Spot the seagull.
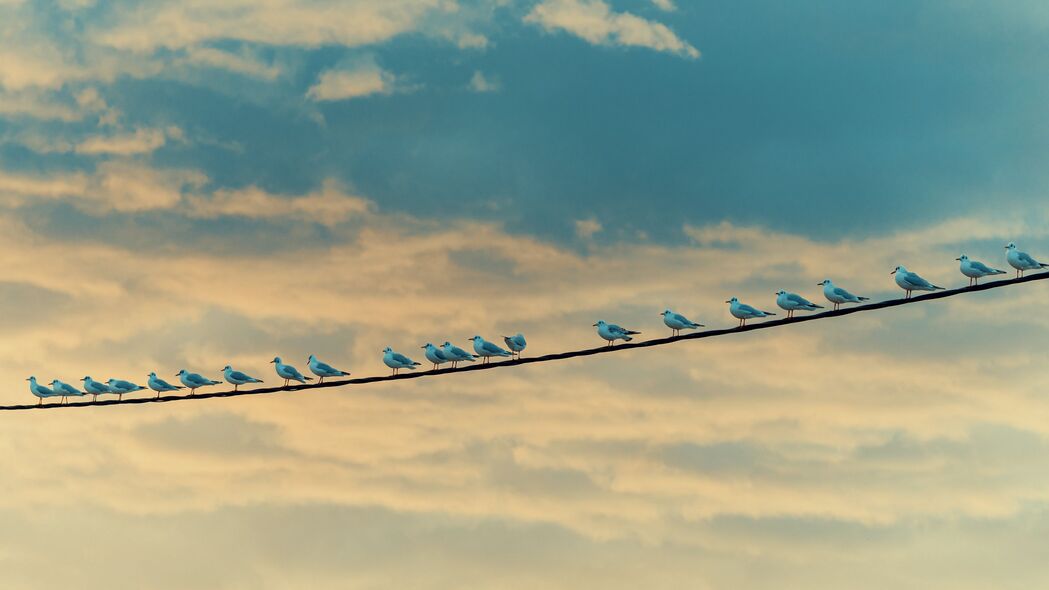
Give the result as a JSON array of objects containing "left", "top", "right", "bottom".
[
  {"left": 26, "top": 376, "right": 58, "bottom": 406},
  {"left": 383, "top": 347, "right": 421, "bottom": 375},
  {"left": 817, "top": 279, "right": 870, "bottom": 310},
  {"left": 270, "top": 357, "right": 313, "bottom": 387},
  {"left": 470, "top": 336, "right": 512, "bottom": 364},
  {"left": 726, "top": 297, "right": 776, "bottom": 327},
  {"left": 891, "top": 265, "right": 944, "bottom": 299},
  {"left": 502, "top": 333, "right": 527, "bottom": 359},
  {"left": 50, "top": 379, "right": 85, "bottom": 404},
  {"left": 222, "top": 365, "right": 263, "bottom": 391},
  {"left": 307, "top": 354, "right": 350, "bottom": 383},
  {"left": 147, "top": 372, "right": 184, "bottom": 398},
  {"left": 1005, "top": 242, "right": 1048, "bottom": 278},
  {"left": 422, "top": 343, "right": 451, "bottom": 370},
  {"left": 660, "top": 309, "right": 704, "bottom": 336},
  {"left": 775, "top": 291, "right": 824, "bottom": 319},
  {"left": 176, "top": 369, "right": 222, "bottom": 395},
  {"left": 80, "top": 376, "right": 113, "bottom": 402},
  {"left": 593, "top": 320, "right": 640, "bottom": 347},
  {"left": 106, "top": 378, "right": 146, "bottom": 401},
  {"left": 956, "top": 254, "right": 1006, "bottom": 286},
  {"left": 441, "top": 341, "right": 477, "bottom": 368}
]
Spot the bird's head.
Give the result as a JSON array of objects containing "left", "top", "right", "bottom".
[
  {"left": 270, "top": 357, "right": 281, "bottom": 364},
  {"left": 817, "top": 279, "right": 830, "bottom": 286},
  {"left": 1006, "top": 242, "right": 1017, "bottom": 250},
  {"left": 469, "top": 336, "right": 481, "bottom": 342},
  {"left": 442, "top": 341, "right": 452, "bottom": 347},
  {"left": 149, "top": 372, "right": 157, "bottom": 377},
  {"left": 421, "top": 343, "right": 432, "bottom": 349},
  {"left": 383, "top": 347, "right": 392, "bottom": 353},
  {"left": 48, "top": 380, "right": 57, "bottom": 386},
  {"left": 725, "top": 297, "right": 738, "bottom": 304},
  {"left": 308, "top": 354, "right": 316, "bottom": 360},
  {"left": 176, "top": 369, "right": 185, "bottom": 376},
  {"left": 80, "top": 376, "right": 89, "bottom": 382},
  {"left": 956, "top": 254, "right": 968, "bottom": 261},
  {"left": 592, "top": 320, "right": 604, "bottom": 327},
  {"left": 25, "top": 376, "right": 34, "bottom": 382},
  {"left": 890, "top": 266, "right": 903, "bottom": 275},
  {"left": 775, "top": 290, "right": 786, "bottom": 296},
  {"left": 660, "top": 309, "right": 671, "bottom": 316},
  {"left": 222, "top": 365, "right": 232, "bottom": 371}
]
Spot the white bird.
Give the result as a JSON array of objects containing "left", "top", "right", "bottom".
[
  {"left": 817, "top": 279, "right": 869, "bottom": 310},
  {"left": 891, "top": 265, "right": 944, "bottom": 299},
  {"left": 26, "top": 376, "right": 58, "bottom": 406},
  {"left": 222, "top": 365, "right": 263, "bottom": 391},
  {"left": 422, "top": 343, "right": 451, "bottom": 370},
  {"left": 470, "top": 336, "right": 512, "bottom": 364},
  {"left": 80, "top": 376, "right": 113, "bottom": 402},
  {"left": 176, "top": 369, "right": 222, "bottom": 395},
  {"left": 147, "top": 371, "right": 183, "bottom": 398},
  {"left": 1005, "top": 242, "right": 1048, "bottom": 278},
  {"left": 660, "top": 309, "right": 703, "bottom": 337},
  {"left": 956, "top": 254, "right": 1006, "bottom": 286},
  {"left": 50, "top": 379, "right": 85, "bottom": 405},
  {"left": 383, "top": 347, "right": 421, "bottom": 375},
  {"left": 775, "top": 291, "right": 824, "bottom": 319},
  {"left": 307, "top": 354, "right": 351, "bottom": 383},
  {"left": 593, "top": 320, "right": 640, "bottom": 347},
  {"left": 502, "top": 333, "right": 527, "bottom": 359},
  {"left": 441, "top": 341, "right": 476, "bottom": 368},
  {"left": 270, "top": 357, "right": 313, "bottom": 387},
  {"left": 726, "top": 297, "right": 776, "bottom": 327},
  {"left": 106, "top": 379, "right": 146, "bottom": 401}
]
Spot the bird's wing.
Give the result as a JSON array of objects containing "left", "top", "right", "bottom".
[
  {"left": 392, "top": 353, "right": 413, "bottom": 364},
  {"left": 230, "top": 371, "right": 254, "bottom": 381},
  {"left": 316, "top": 361, "right": 338, "bottom": 373},
  {"left": 1019, "top": 252, "right": 1039, "bottom": 266},
  {"left": 787, "top": 293, "right": 812, "bottom": 305},
  {"left": 737, "top": 303, "right": 761, "bottom": 314},
  {"left": 481, "top": 341, "right": 506, "bottom": 354},
  {"left": 970, "top": 261, "right": 994, "bottom": 273},
  {"left": 903, "top": 273, "right": 932, "bottom": 288},
  {"left": 832, "top": 287, "right": 854, "bottom": 299},
  {"left": 671, "top": 313, "right": 690, "bottom": 324}
]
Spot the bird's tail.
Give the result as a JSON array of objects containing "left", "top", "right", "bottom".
[
  {"left": 305, "top": 376, "right": 315, "bottom": 380},
  {"left": 626, "top": 330, "right": 641, "bottom": 335},
  {"left": 766, "top": 312, "right": 777, "bottom": 315},
  {"left": 994, "top": 269, "right": 1006, "bottom": 274},
  {"left": 1041, "top": 263, "right": 1049, "bottom": 268},
  {"left": 933, "top": 285, "right": 945, "bottom": 290},
  {"left": 812, "top": 304, "right": 825, "bottom": 308},
  {"left": 340, "top": 371, "right": 350, "bottom": 376},
  {"left": 858, "top": 296, "right": 870, "bottom": 301}
]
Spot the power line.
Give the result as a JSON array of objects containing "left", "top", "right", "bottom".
[{"left": 5, "top": 271, "right": 1047, "bottom": 412}]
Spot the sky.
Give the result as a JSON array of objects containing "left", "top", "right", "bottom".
[{"left": 2, "top": 0, "right": 1049, "bottom": 587}]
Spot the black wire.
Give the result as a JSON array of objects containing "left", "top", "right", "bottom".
[{"left": 5, "top": 271, "right": 1047, "bottom": 412}]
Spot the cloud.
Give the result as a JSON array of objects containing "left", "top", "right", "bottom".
[
  {"left": 75, "top": 127, "right": 176, "bottom": 156},
  {"left": 574, "top": 217, "right": 602, "bottom": 239},
  {"left": 92, "top": 0, "right": 457, "bottom": 53},
  {"left": 469, "top": 70, "right": 500, "bottom": 93},
  {"left": 307, "top": 63, "right": 396, "bottom": 101},
  {"left": 525, "top": 0, "right": 699, "bottom": 58},
  {"left": 650, "top": 0, "right": 676, "bottom": 11},
  {"left": 183, "top": 47, "right": 281, "bottom": 80},
  {"left": 186, "top": 179, "right": 373, "bottom": 226},
  {"left": 0, "top": 161, "right": 205, "bottom": 212}
]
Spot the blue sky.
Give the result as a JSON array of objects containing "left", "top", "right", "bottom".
[{"left": 3, "top": 1, "right": 1049, "bottom": 588}]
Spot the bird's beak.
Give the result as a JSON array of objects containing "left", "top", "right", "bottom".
[
  {"left": 955, "top": 257, "right": 961, "bottom": 261},
  {"left": 591, "top": 323, "right": 597, "bottom": 326},
  {"left": 724, "top": 300, "right": 731, "bottom": 303},
  {"left": 890, "top": 269, "right": 896, "bottom": 274},
  {"left": 269, "top": 359, "right": 275, "bottom": 363}
]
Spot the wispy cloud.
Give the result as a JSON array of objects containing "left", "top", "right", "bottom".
[
  {"left": 307, "top": 62, "right": 398, "bottom": 101},
  {"left": 525, "top": 0, "right": 699, "bottom": 58},
  {"left": 469, "top": 70, "right": 500, "bottom": 93}
]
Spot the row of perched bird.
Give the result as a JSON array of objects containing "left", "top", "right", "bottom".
[{"left": 23, "top": 243, "right": 1047, "bottom": 405}]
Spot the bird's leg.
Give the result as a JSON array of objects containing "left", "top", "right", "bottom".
[
  {"left": 92, "top": 394, "right": 97, "bottom": 402},
  {"left": 234, "top": 384, "right": 239, "bottom": 391},
  {"left": 118, "top": 394, "right": 123, "bottom": 401},
  {"left": 37, "top": 398, "right": 41, "bottom": 406}
]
